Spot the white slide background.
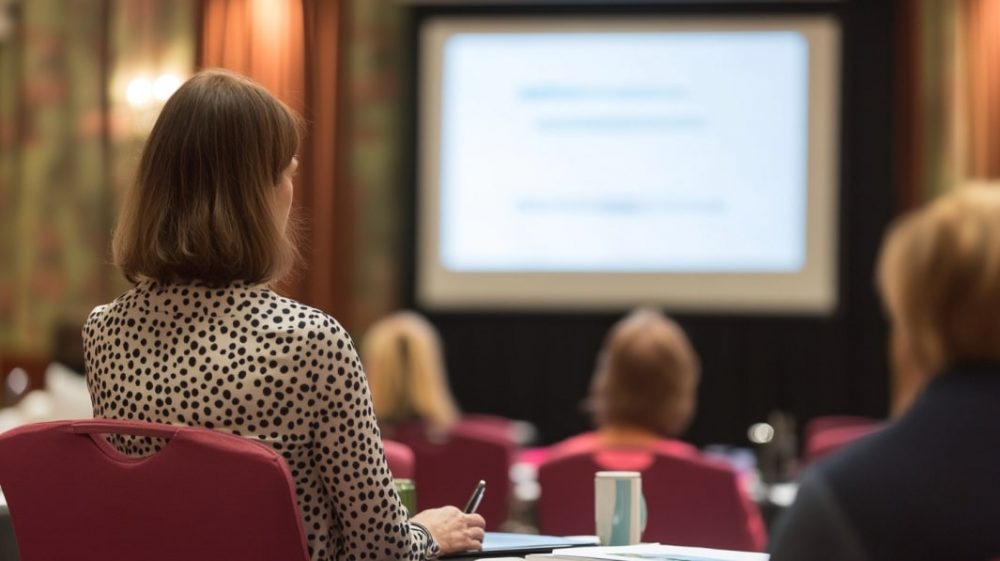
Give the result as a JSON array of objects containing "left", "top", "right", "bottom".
[{"left": 439, "top": 32, "right": 809, "bottom": 272}]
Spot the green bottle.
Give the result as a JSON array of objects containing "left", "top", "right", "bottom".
[{"left": 394, "top": 478, "right": 417, "bottom": 517}]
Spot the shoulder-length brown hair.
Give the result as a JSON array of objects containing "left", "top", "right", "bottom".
[{"left": 113, "top": 69, "right": 302, "bottom": 286}]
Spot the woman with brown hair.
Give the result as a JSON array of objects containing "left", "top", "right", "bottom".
[{"left": 83, "top": 70, "right": 484, "bottom": 560}]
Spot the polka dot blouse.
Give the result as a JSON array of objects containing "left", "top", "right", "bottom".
[{"left": 83, "top": 280, "right": 437, "bottom": 561}]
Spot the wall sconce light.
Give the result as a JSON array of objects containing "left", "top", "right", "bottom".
[
  {"left": 152, "top": 74, "right": 182, "bottom": 103},
  {"left": 126, "top": 73, "right": 182, "bottom": 109},
  {"left": 125, "top": 77, "right": 152, "bottom": 108},
  {"left": 123, "top": 72, "right": 185, "bottom": 135}
]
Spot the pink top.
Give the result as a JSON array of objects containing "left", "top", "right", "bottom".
[{"left": 520, "top": 430, "right": 702, "bottom": 469}]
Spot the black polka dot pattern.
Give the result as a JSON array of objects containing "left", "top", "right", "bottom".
[{"left": 83, "top": 280, "right": 436, "bottom": 561}]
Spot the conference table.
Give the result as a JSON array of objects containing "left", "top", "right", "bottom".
[{"left": 0, "top": 482, "right": 798, "bottom": 561}]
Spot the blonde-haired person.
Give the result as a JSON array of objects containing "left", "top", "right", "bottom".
[
  {"left": 770, "top": 186, "right": 1000, "bottom": 561},
  {"left": 361, "top": 311, "right": 460, "bottom": 432},
  {"left": 83, "top": 70, "right": 484, "bottom": 561},
  {"left": 361, "top": 311, "right": 461, "bottom": 433},
  {"left": 362, "top": 311, "right": 538, "bottom": 453}
]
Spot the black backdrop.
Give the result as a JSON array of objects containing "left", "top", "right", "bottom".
[{"left": 401, "top": 0, "right": 896, "bottom": 447}]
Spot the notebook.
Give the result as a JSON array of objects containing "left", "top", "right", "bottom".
[{"left": 441, "top": 532, "right": 600, "bottom": 559}]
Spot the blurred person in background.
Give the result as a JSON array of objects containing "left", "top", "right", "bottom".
[
  {"left": 362, "top": 311, "right": 461, "bottom": 435},
  {"left": 540, "top": 307, "right": 766, "bottom": 549},
  {"left": 550, "top": 307, "right": 701, "bottom": 455},
  {"left": 770, "top": 186, "right": 1000, "bottom": 561},
  {"left": 362, "top": 310, "right": 536, "bottom": 445}
]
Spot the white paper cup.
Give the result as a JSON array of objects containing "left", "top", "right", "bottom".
[{"left": 595, "top": 471, "right": 644, "bottom": 545}]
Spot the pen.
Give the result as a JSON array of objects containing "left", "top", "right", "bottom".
[{"left": 463, "top": 480, "right": 486, "bottom": 514}]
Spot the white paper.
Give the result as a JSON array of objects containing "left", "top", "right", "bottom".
[{"left": 527, "top": 543, "right": 769, "bottom": 561}]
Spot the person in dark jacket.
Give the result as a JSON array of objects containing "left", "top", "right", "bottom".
[{"left": 770, "top": 186, "right": 1000, "bottom": 561}]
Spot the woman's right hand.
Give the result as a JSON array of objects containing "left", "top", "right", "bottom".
[{"left": 411, "top": 505, "right": 486, "bottom": 554}]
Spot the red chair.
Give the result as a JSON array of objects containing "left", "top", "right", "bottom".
[
  {"left": 803, "top": 415, "right": 880, "bottom": 445},
  {"left": 0, "top": 419, "right": 309, "bottom": 561},
  {"left": 386, "top": 420, "right": 514, "bottom": 530},
  {"left": 803, "top": 422, "right": 884, "bottom": 465},
  {"left": 538, "top": 447, "right": 767, "bottom": 551},
  {"left": 383, "top": 438, "right": 416, "bottom": 479},
  {"left": 460, "top": 414, "right": 519, "bottom": 442}
]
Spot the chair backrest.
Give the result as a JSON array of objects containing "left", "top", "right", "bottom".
[
  {"left": 803, "top": 415, "right": 880, "bottom": 445},
  {"left": 538, "top": 448, "right": 766, "bottom": 551},
  {"left": 803, "top": 422, "right": 884, "bottom": 465},
  {"left": 383, "top": 438, "right": 416, "bottom": 479},
  {"left": 388, "top": 420, "right": 513, "bottom": 530},
  {"left": 458, "top": 414, "right": 517, "bottom": 443},
  {"left": 0, "top": 419, "right": 309, "bottom": 561}
]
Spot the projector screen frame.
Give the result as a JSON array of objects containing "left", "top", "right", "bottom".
[{"left": 415, "top": 14, "right": 842, "bottom": 314}]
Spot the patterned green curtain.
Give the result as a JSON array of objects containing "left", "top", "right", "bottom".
[
  {"left": 345, "top": 0, "right": 407, "bottom": 330},
  {"left": 0, "top": 3, "right": 21, "bottom": 350},
  {"left": 0, "top": 0, "right": 111, "bottom": 356},
  {"left": 0, "top": 0, "right": 195, "bottom": 358}
]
